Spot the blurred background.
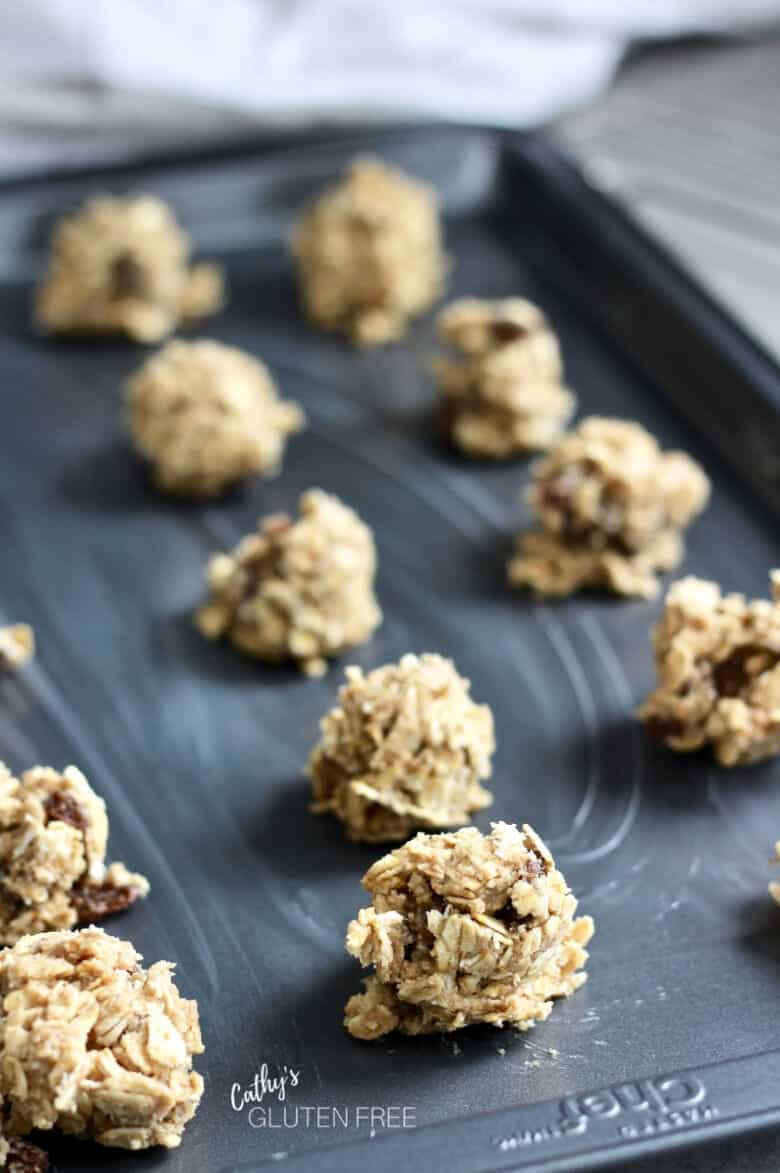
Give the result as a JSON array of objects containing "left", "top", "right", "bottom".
[{"left": 1, "top": 0, "right": 779, "bottom": 361}]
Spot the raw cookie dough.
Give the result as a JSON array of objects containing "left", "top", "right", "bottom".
[
  {"left": 34, "top": 194, "right": 223, "bottom": 342},
  {"left": 125, "top": 339, "right": 304, "bottom": 498},
  {"left": 196, "top": 489, "right": 381, "bottom": 676},
  {"left": 0, "top": 928, "right": 203, "bottom": 1151},
  {"left": 508, "top": 417, "right": 710, "bottom": 598},
  {"left": 638, "top": 572, "right": 780, "bottom": 766},
  {"left": 344, "top": 821, "right": 593, "bottom": 1039},
  {"left": 0, "top": 762, "right": 149, "bottom": 944},
  {"left": 291, "top": 157, "right": 447, "bottom": 346},
  {"left": 433, "top": 298, "right": 575, "bottom": 457},
  {"left": 309, "top": 653, "right": 494, "bottom": 842},
  {"left": 0, "top": 627, "right": 34, "bottom": 674}
]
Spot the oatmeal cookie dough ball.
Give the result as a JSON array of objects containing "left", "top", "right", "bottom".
[
  {"left": 433, "top": 298, "right": 575, "bottom": 457},
  {"left": 0, "top": 928, "right": 203, "bottom": 1151},
  {"left": 0, "top": 626, "right": 34, "bottom": 674},
  {"left": 344, "top": 822, "right": 593, "bottom": 1040},
  {"left": 508, "top": 417, "right": 710, "bottom": 598},
  {"left": 638, "top": 572, "right": 780, "bottom": 766},
  {"left": 309, "top": 653, "right": 494, "bottom": 842},
  {"left": 291, "top": 157, "right": 447, "bottom": 346},
  {"left": 196, "top": 490, "right": 381, "bottom": 676},
  {"left": 34, "top": 195, "right": 223, "bottom": 342},
  {"left": 0, "top": 762, "right": 149, "bottom": 944},
  {"left": 125, "top": 339, "right": 304, "bottom": 498}
]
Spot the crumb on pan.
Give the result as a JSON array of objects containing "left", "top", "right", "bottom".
[{"left": 0, "top": 626, "right": 34, "bottom": 674}]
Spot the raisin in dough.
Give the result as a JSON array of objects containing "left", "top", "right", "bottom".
[{"left": 0, "top": 1129, "right": 48, "bottom": 1172}]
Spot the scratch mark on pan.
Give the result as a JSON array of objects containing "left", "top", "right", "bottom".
[
  {"left": 201, "top": 889, "right": 274, "bottom": 1008},
  {"left": 579, "top": 615, "right": 631, "bottom": 708},
  {"left": 535, "top": 605, "right": 601, "bottom": 847},
  {"left": 0, "top": 716, "right": 38, "bottom": 767},
  {"left": 421, "top": 460, "right": 516, "bottom": 535},
  {"left": 305, "top": 415, "right": 479, "bottom": 543},
  {"left": 274, "top": 362, "right": 509, "bottom": 541},
  {"left": 653, "top": 898, "right": 683, "bottom": 923},
  {"left": 309, "top": 1060, "right": 323, "bottom": 1093},
  {"left": 563, "top": 616, "right": 642, "bottom": 864},
  {"left": 706, "top": 775, "right": 766, "bottom": 865},
  {"left": 197, "top": 507, "right": 247, "bottom": 551},
  {"left": 17, "top": 668, "right": 221, "bottom": 995}
]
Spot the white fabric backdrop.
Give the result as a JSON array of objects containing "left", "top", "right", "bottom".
[{"left": 0, "top": 0, "right": 778, "bottom": 175}]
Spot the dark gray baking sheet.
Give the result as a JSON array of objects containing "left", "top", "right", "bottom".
[{"left": 0, "top": 127, "right": 779, "bottom": 1173}]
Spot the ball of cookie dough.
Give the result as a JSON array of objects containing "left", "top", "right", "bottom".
[
  {"left": 291, "top": 157, "right": 447, "bottom": 346},
  {"left": 508, "top": 417, "right": 710, "bottom": 598},
  {"left": 638, "top": 571, "right": 780, "bottom": 766},
  {"left": 196, "top": 489, "right": 381, "bottom": 676},
  {"left": 0, "top": 927, "right": 203, "bottom": 1151},
  {"left": 34, "top": 194, "right": 223, "bottom": 342},
  {"left": 0, "top": 625, "right": 34, "bottom": 674},
  {"left": 309, "top": 653, "right": 494, "bottom": 842},
  {"left": 433, "top": 297, "right": 575, "bottom": 457},
  {"left": 125, "top": 339, "right": 305, "bottom": 498},
  {"left": 0, "top": 762, "right": 149, "bottom": 944},
  {"left": 344, "top": 821, "right": 593, "bottom": 1040}
]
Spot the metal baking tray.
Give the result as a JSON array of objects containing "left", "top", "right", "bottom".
[{"left": 1, "top": 126, "right": 779, "bottom": 1173}]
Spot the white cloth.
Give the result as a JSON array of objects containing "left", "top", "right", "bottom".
[{"left": 0, "top": 0, "right": 778, "bottom": 176}]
